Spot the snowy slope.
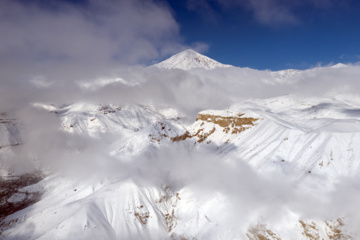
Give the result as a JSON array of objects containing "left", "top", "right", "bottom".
[
  {"left": 2, "top": 49, "right": 360, "bottom": 240},
  {"left": 34, "top": 102, "right": 188, "bottom": 160},
  {"left": 0, "top": 176, "right": 181, "bottom": 240},
  {"left": 1, "top": 96, "right": 360, "bottom": 239},
  {"left": 169, "top": 95, "right": 360, "bottom": 183},
  {"left": 153, "top": 49, "right": 232, "bottom": 70}
]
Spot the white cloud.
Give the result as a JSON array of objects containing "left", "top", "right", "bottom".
[
  {"left": 29, "top": 76, "right": 53, "bottom": 88},
  {"left": 0, "top": 0, "right": 181, "bottom": 64},
  {"left": 0, "top": 0, "right": 203, "bottom": 90}
]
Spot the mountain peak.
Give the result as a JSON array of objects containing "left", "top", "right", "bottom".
[
  {"left": 182, "top": 49, "right": 197, "bottom": 54},
  {"left": 153, "top": 49, "right": 232, "bottom": 70},
  {"left": 331, "top": 63, "right": 348, "bottom": 69}
]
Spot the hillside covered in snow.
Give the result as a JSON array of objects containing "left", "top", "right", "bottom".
[{"left": 1, "top": 50, "right": 360, "bottom": 240}]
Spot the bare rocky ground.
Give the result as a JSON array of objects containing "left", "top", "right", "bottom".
[{"left": 0, "top": 171, "right": 43, "bottom": 235}]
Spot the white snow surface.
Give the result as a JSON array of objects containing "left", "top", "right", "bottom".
[
  {"left": 1, "top": 95, "right": 360, "bottom": 239},
  {"left": 153, "top": 49, "right": 232, "bottom": 70}
]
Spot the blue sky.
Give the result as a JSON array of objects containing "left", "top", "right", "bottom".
[{"left": 166, "top": 0, "right": 360, "bottom": 70}]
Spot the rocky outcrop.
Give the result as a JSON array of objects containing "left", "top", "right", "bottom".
[{"left": 171, "top": 111, "right": 259, "bottom": 144}]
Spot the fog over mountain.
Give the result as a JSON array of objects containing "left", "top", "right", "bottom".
[
  {"left": 1, "top": 1, "right": 360, "bottom": 239},
  {"left": 1, "top": 47, "right": 360, "bottom": 239}
]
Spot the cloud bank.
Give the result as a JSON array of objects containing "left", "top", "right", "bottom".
[{"left": 0, "top": 0, "right": 198, "bottom": 92}]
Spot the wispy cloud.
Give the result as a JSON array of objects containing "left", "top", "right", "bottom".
[
  {"left": 187, "top": 0, "right": 347, "bottom": 26},
  {"left": 186, "top": 0, "right": 220, "bottom": 23}
]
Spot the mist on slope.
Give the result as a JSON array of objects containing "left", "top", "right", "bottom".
[
  {"left": 2, "top": 62, "right": 360, "bottom": 173},
  {"left": 1, "top": 0, "right": 360, "bottom": 238},
  {"left": 2, "top": 48, "right": 360, "bottom": 236},
  {"left": 2, "top": 44, "right": 360, "bottom": 230},
  {"left": 108, "top": 146, "right": 360, "bottom": 237}
]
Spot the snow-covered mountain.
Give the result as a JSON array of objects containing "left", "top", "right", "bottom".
[
  {"left": 1, "top": 94, "right": 360, "bottom": 239},
  {"left": 153, "top": 49, "right": 232, "bottom": 70},
  {"left": 1, "top": 50, "right": 360, "bottom": 240}
]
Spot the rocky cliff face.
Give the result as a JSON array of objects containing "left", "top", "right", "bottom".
[{"left": 171, "top": 111, "right": 260, "bottom": 144}]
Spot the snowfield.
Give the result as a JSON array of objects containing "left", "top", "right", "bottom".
[{"left": 1, "top": 50, "right": 360, "bottom": 240}]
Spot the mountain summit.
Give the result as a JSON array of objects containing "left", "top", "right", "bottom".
[{"left": 153, "top": 49, "right": 232, "bottom": 70}]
